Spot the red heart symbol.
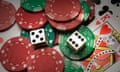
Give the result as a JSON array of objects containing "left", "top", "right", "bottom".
[{"left": 100, "top": 24, "right": 112, "bottom": 35}]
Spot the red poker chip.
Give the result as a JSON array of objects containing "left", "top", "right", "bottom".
[
  {"left": 45, "top": 0, "right": 80, "bottom": 21},
  {"left": 0, "top": 37, "right": 34, "bottom": 71},
  {"left": 48, "top": 10, "right": 84, "bottom": 31},
  {"left": 16, "top": 8, "right": 47, "bottom": 30},
  {"left": 0, "top": 0, "right": 16, "bottom": 31},
  {"left": 27, "top": 48, "right": 64, "bottom": 72},
  {"left": 54, "top": 32, "right": 60, "bottom": 45},
  {"left": 87, "top": 0, "right": 95, "bottom": 22},
  {"left": 10, "top": 69, "right": 27, "bottom": 72}
]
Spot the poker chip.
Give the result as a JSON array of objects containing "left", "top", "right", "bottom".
[
  {"left": 0, "top": 37, "right": 34, "bottom": 71},
  {"left": 10, "top": 69, "right": 27, "bottom": 72},
  {"left": 44, "top": 24, "right": 55, "bottom": 47},
  {"left": 16, "top": 8, "right": 47, "bottom": 30},
  {"left": 21, "top": 0, "right": 46, "bottom": 12},
  {"left": 48, "top": 10, "right": 84, "bottom": 31},
  {"left": 64, "top": 59, "right": 83, "bottom": 72},
  {"left": 45, "top": 0, "right": 81, "bottom": 21},
  {"left": 27, "top": 48, "right": 64, "bottom": 72},
  {"left": 59, "top": 25, "right": 95, "bottom": 60},
  {"left": 80, "top": 0, "right": 90, "bottom": 22},
  {"left": 0, "top": 0, "right": 16, "bottom": 31},
  {"left": 87, "top": 0, "right": 95, "bottom": 22}
]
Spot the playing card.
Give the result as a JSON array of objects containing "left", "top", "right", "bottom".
[
  {"left": 93, "top": 17, "right": 120, "bottom": 36},
  {"left": 107, "top": 17, "right": 120, "bottom": 33},
  {"left": 94, "top": 0, "right": 112, "bottom": 19},
  {"left": 105, "top": 61, "right": 120, "bottom": 72},
  {"left": 94, "top": 22, "right": 113, "bottom": 36},
  {"left": 93, "top": 0, "right": 120, "bottom": 21},
  {"left": 107, "top": 0, "right": 120, "bottom": 22},
  {"left": 93, "top": 20, "right": 120, "bottom": 56},
  {"left": 102, "top": 35, "right": 120, "bottom": 50},
  {"left": 87, "top": 12, "right": 112, "bottom": 32},
  {"left": 82, "top": 47, "right": 119, "bottom": 72}
]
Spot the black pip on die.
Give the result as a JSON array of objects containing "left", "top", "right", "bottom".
[
  {"left": 67, "top": 31, "right": 86, "bottom": 52},
  {"left": 30, "top": 28, "right": 47, "bottom": 46}
]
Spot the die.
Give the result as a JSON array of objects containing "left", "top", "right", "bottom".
[
  {"left": 30, "top": 28, "right": 47, "bottom": 46},
  {"left": 67, "top": 31, "right": 86, "bottom": 52}
]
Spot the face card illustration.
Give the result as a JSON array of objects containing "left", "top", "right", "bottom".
[{"left": 94, "top": 20, "right": 120, "bottom": 56}]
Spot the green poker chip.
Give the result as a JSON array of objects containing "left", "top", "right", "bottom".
[
  {"left": 44, "top": 24, "right": 55, "bottom": 47},
  {"left": 80, "top": 0, "right": 90, "bottom": 22},
  {"left": 20, "top": 30, "right": 30, "bottom": 39},
  {"left": 59, "top": 25, "right": 95, "bottom": 60},
  {"left": 64, "top": 59, "right": 83, "bottom": 72},
  {"left": 21, "top": 0, "right": 46, "bottom": 12}
]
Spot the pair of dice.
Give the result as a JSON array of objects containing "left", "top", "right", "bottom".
[{"left": 30, "top": 28, "right": 86, "bottom": 52}]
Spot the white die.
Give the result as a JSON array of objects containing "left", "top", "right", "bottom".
[
  {"left": 67, "top": 31, "right": 86, "bottom": 51},
  {"left": 30, "top": 28, "right": 47, "bottom": 45}
]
